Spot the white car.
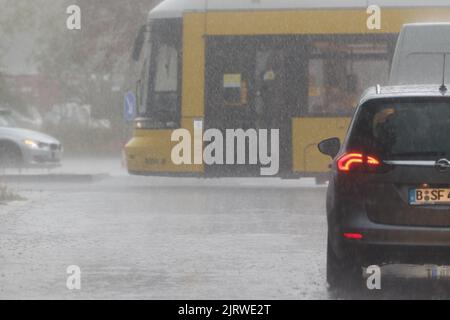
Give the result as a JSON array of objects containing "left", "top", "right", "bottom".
[{"left": 0, "top": 109, "right": 62, "bottom": 168}]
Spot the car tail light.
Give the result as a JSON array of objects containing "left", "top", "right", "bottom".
[
  {"left": 337, "top": 153, "right": 363, "bottom": 171},
  {"left": 367, "top": 156, "right": 380, "bottom": 166},
  {"left": 343, "top": 233, "right": 363, "bottom": 240},
  {"left": 337, "top": 152, "right": 381, "bottom": 172}
]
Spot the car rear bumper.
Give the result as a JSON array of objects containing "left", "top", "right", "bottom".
[
  {"left": 339, "top": 241, "right": 450, "bottom": 266},
  {"left": 334, "top": 210, "right": 450, "bottom": 265}
]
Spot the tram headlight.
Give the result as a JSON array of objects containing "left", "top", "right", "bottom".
[
  {"left": 134, "top": 118, "right": 155, "bottom": 129},
  {"left": 134, "top": 118, "right": 178, "bottom": 129},
  {"left": 134, "top": 119, "right": 145, "bottom": 129}
]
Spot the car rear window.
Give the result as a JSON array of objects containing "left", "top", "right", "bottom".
[{"left": 347, "top": 98, "right": 450, "bottom": 159}]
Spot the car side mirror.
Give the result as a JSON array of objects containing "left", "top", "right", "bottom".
[{"left": 318, "top": 137, "right": 341, "bottom": 159}]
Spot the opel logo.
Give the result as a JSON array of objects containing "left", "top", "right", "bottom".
[{"left": 436, "top": 159, "right": 450, "bottom": 172}]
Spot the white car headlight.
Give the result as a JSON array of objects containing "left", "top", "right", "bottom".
[{"left": 24, "top": 139, "right": 40, "bottom": 149}]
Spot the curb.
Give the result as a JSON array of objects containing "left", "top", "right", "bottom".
[{"left": 0, "top": 173, "right": 110, "bottom": 183}]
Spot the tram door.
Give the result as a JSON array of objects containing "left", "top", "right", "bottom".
[{"left": 205, "top": 37, "right": 307, "bottom": 177}]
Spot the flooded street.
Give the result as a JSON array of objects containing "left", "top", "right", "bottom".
[
  {"left": 0, "top": 158, "right": 328, "bottom": 299},
  {"left": 0, "top": 158, "right": 449, "bottom": 300}
]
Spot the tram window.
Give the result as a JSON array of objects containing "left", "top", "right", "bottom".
[
  {"left": 223, "top": 73, "right": 248, "bottom": 106},
  {"left": 254, "top": 49, "right": 286, "bottom": 118},
  {"left": 207, "top": 36, "right": 393, "bottom": 119},
  {"left": 154, "top": 44, "right": 178, "bottom": 92},
  {"left": 141, "top": 19, "right": 182, "bottom": 126},
  {"left": 307, "top": 41, "right": 390, "bottom": 116},
  {"left": 138, "top": 58, "right": 149, "bottom": 115}
]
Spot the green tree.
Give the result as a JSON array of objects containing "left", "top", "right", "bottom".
[
  {"left": 0, "top": 1, "right": 48, "bottom": 110},
  {"left": 34, "top": 0, "right": 159, "bottom": 106}
]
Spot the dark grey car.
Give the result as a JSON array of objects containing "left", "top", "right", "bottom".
[{"left": 319, "top": 85, "right": 450, "bottom": 289}]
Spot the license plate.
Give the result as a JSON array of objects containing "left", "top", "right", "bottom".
[{"left": 409, "top": 188, "right": 450, "bottom": 205}]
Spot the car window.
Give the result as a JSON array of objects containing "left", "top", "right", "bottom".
[{"left": 348, "top": 99, "right": 450, "bottom": 158}]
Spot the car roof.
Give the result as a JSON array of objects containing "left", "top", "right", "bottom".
[
  {"left": 359, "top": 84, "right": 450, "bottom": 104},
  {"left": 149, "top": 0, "right": 450, "bottom": 20}
]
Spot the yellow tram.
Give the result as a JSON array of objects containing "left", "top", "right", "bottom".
[{"left": 125, "top": 0, "right": 450, "bottom": 180}]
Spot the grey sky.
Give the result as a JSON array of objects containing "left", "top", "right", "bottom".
[{"left": 0, "top": 0, "right": 63, "bottom": 75}]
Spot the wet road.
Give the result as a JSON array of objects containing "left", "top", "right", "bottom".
[{"left": 1, "top": 159, "right": 450, "bottom": 299}]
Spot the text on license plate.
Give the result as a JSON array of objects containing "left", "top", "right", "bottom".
[{"left": 409, "top": 188, "right": 450, "bottom": 205}]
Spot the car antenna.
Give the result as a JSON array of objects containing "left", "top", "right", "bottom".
[{"left": 440, "top": 53, "right": 448, "bottom": 95}]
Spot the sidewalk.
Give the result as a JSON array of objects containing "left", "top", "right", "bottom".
[{"left": 0, "top": 157, "right": 125, "bottom": 176}]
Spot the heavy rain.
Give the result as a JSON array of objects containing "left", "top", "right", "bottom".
[{"left": 2, "top": 0, "right": 450, "bottom": 304}]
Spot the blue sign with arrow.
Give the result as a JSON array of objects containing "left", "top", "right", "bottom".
[{"left": 124, "top": 91, "right": 136, "bottom": 122}]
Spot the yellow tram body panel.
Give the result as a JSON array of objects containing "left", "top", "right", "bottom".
[
  {"left": 125, "top": 119, "right": 203, "bottom": 174},
  {"left": 292, "top": 118, "right": 352, "bottom": 173}
]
